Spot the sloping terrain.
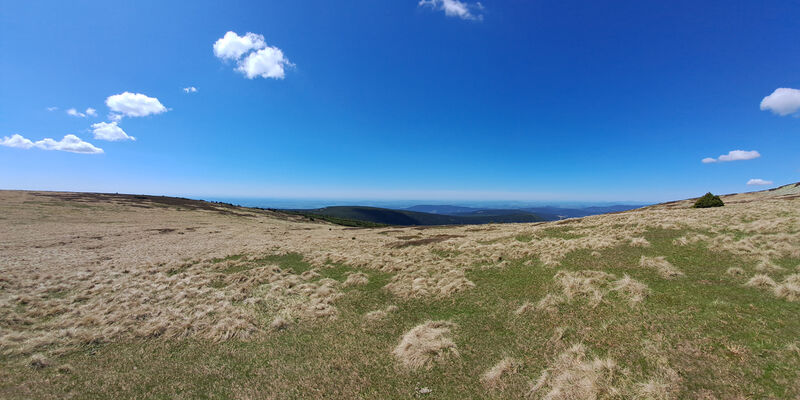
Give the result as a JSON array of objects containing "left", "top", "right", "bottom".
[
  {"left": 1, "top": 185, "right": 799, "bottom": 399},
  {"left": 296, "top": 205, "right": 547, "bottom": 225}
]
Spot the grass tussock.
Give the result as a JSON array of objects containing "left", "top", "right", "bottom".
[
  {"left": 392, "top": 320, "right": 459, "bottom": 369},
  {"left": 363, "top": 305, "right": 398, "bottom": 322},
  {"left": 745, "top": 274, "right": 777, "bottom": 289},
  {"left": 343, "top": 272, "right": 369, "bottom": 286},
  {"left": 383, "top": 268, "right": 475, "bottom": 298},
  {"left": 531, "top": 270, "right": 649, "bottom": 311},
  {"left": 481, "top": 357, "right": 521, "bottom": 389},
  {"left": 725, "top": 267, "right": 745, "bottom": 276},
  {"left": 630, "top": 237, "right": 651, "bottom": 247},
  {"left": 639, "top": 256, "right": 685, "bottom": 279},
  {"left": 527, "top": 343, "right": 623, "bottom": 399}
]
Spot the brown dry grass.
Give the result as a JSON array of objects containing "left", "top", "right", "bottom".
[
  {"left": 392, "top": 320, "right": 459, "bottom": 369},
  {"left": 1, "top": 185, "right": 799, "bottom": 398}
]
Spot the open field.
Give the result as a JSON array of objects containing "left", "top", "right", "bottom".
[{"left": 1, "top": 186, "right": 799, "bottom": 399}]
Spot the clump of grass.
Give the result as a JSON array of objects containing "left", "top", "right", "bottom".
[
  {"left": 744, "top": 274, "right": 777, "bottom": 289},
  {"left": 774, "top": 274, "right": 800, "bottom": 302},
  {"left": 363, "top": 305, "right": 398, "bottom": 322},
  {"left": 384, "top": 268, "right": 475, "bottom": 298},
  {"left": 630, "top": 237, "right": 651, "bottom": 247},
  {"left": 755, "top": 259, "right": 785, "bottom": 273},
  {"left": 639, "top": 256, "right": 684, "bottom": 279},
  {"left": 392, "top": 320, "right": 459, "bottom": 369},
  {"left": 481, "top": 357, "right": 521, "bottom": 389},
  {"left": 343, "top": 272, "right": 369, "bottom": 287},
  {"left": 527, "top": 343, "right": 623, "bottom": 399},
  {"left": 29, "top": 353, "right": 50, "bottom": 369},
  {"left": 725, "top": 267, "right": 745, "bottom": 276},
  {"left": 610, "top": 274, "right": 650, "bottom": 304},
  {"left": 514, "top": 301, "right": 535, "bottom": 315},
  {"left": 269, "top": 316, "right": 290, "bottom": 331}
]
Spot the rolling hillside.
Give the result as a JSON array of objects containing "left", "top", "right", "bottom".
[
  {"left": 1, "top": 184, "right": 799, "bottom": 399},
  {"left": 294, "top": 205, "right": 547, "bottom": 225}
]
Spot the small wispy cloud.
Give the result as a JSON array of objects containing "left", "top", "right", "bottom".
[
  {"left": 702, "top": 150, "right": 761, "bottom": 163},
  {"left": 747, "top": 178, "right": 773, "bottom": 186},
  {"left": 183, "top": 86, "right": 198, "bottom": 93},
  {"left": 0, "top": 133, "right": 103, "bottom": 154},
  {"left": 419, "top": 0, "right": 484, "bottom": 21},
  {"left": 46, "top": 106, "right": 58, "bottom": 112},
  {"left": 760, "top": 87, "right": 800, "bottom": 116},
  {"left": 213, "top": 31, "right": 293, "bottom": 80},
  {"left": 66, "top": 107, "right": 97, "bottom": 118}
]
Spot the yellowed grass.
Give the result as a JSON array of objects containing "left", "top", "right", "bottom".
[
  {"left": 639, "top": 256, "right": 684, "bottom": 279},
  {"left": 392, "top": 320, "right": 459, "bottom": 369},
  {"left": 481, "top": 357, "right": 521, "bottom": 389}
]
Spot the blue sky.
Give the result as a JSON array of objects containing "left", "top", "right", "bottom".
[{"left": 1, "top": 0, "right": 798, "bottom": 203}]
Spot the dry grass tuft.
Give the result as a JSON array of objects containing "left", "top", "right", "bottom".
[
  {"left": 773, "top": 275, "right": 800, "bottom": 302},
  {"left": 29, "top": 353, "right": 50, "bottom": 369},
  {"left": 554, "top": 270, "right": 615, "bottom": 306},
  {"left": 481, "top": 357, "right": 521, "bottom": 389},
  {"left": 392, "top": 320, "right": 459, "bottom": 369},
  {"left": 384, "top": 268, "right": 475, "bottom": 298},
  {"left": 610, "top": 274, "right": 650, "bottom": 304},
  {"left": 630, "top": 237, "right": 651, "bottom": 247},
  {"left": 343, "top": 272, "right": 369, "bottom": 287},
  {"left": 515, "top": 301, "right": 536, "bottom": 315},
  {"left": 527, "top": 343, "right": 623, "bottom": 399},
  {"left": 364, "top": 305, "right": 398, "bottom": 322},
  {"left": 755, "top": 259, "right": 785, "bottom": 273},
  {"left": 744, "top": 274, "right": 777, "bottom": 289},
  {"left": 725, "top": 267, "right": 745, "bottom": 276},
  {"left": 269, "top": 316, "right": 291, "bottom": 331},
  {"left": 639, "top": 256, "right": 684, "bottom": 279}
]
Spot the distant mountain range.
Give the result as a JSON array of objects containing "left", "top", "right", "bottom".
[{"left": 288, "top": 203, "right": 644, "bottom": 226}]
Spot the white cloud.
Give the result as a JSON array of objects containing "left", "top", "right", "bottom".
[
  {"left": 419, "top": 0, "right": 483, "bottom": 20},
  {"left": 213, "top": 31, "right": 266, "bottom": 60},
  {"left": 1, "top": 134, "right": 103, "bottom": 154},
  {"left": 183, "top": 86, "right": 198, "bottom": 93},
  {"left": 213, "top": 31, "right": 292, "bottom": 80},
  {"left": 236, "top": 47, "right": 292, "bottom": 79},
  {"left": 702, "top": 150, "right": 761, "bottom": 163},
  {"left": 91, "top": 121, "right": 135, "bottom": 141},
  {"left": 65, "top": 107, "right": 97, "bottom": 118},
  {"left": 106, "top": 92, "right": 167, "bottom": 118},
  {"left": 747, "top": 178, "right": 773, "bottom": 186},
  {"left": 66, "top": 108, "right": 86, "bottom": 117},
  {"left": 46, "top": 107, "right": 58, "bottom": 112},
  {"left": 0, "top": 134, "right": 34, "bottom": 149},
  {"left": 760, "top": 88, "right": 800, "bottom": 116}
]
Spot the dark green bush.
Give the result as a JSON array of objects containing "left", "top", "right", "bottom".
[{"left": 693, "top": 192, "right": 724, "bottom": 208}]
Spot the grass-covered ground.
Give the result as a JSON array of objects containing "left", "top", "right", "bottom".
[{"left": 1, "top": 187, "right": 799, "bottom": 398}]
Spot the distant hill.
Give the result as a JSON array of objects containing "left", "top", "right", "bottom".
[
  {"left": 292, "top": 206, "right": 546, "bottom": 226},
  {"left": 404, "top": 204, "right": 644, "bottom": 221}
]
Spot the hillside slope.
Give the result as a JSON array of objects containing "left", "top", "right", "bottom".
[
  {"left": 1, "top": 185, "right": 799, "bottom": 399},
  {"left": 299, "top": 205, "right": 547, "bottom": 225}
]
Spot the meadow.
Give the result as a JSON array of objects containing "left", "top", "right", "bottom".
[{"left": 1, "top": 185, "right": 799, "bottom": 399}]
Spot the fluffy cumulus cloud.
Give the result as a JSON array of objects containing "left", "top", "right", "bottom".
[
  {"left": 213, "top": 31, "right": 266, "bottom": 60},
  {"left": 760, "top": 88, "right": 800, "bottom": 116},
  {"left": 237, "top": 47, "right": 291, "bottom": 79},
  {"left": 91, "top": 121, "right": 134, "bottom": 141},
  {"left": 86, "top": 108, "right": 97, "bottom": 117},
  {"left": 213, "top": 31, "right": 292, "bottom": 80},
  {"left": 702, "top": 150, "right": 761, "bottom": 163},
  {"left": 747, "top": 178, "right": 773, "bottom": 186},
  {"left": 183, "top": 86, "right": 198, "bottom": 93},
  {"left": 0, "top": 134, "right": 103, "bottom": 154},
  {"left": 106, "top": 92, "right": 167, "bottom": 118},
  {"left": 419, "top": 0, "right": 484, "bottom": 20}
]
